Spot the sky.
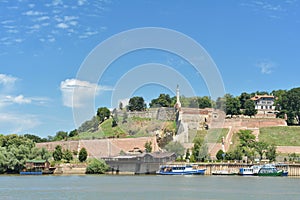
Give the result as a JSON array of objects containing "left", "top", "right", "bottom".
[{"left": 0, "top": 0, "right": 299, "bottom": 137}]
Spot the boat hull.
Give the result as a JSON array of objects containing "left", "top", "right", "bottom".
[
  {"left": 158, "top": 169, "right": 206, "bottom": 175},
  {"left": 20, "top": 171, "right": 43, "bottom": 175}
]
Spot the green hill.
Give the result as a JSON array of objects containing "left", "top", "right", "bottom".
[{"left": 259, "top": 126, "right": 300, "bottom": 146}]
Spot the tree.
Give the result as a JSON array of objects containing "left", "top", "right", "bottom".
[
  {"left": 198, "top": 96, "right": 212, "bottom": 109},
  {"left": 225, "top": 95, "right": 241, "bottom": 116},
  {"left": 69, "top": 129, "right": 78, "bottom": 138},
  {"left": 215, "top": 97, "right": 226, "bottom": 111},
  {"left": 144, "top": 141, "right": 152, "bottom": 153},
  {"left": 79, "top": 148, "right": 88, "bottom": 162},
  {"left": 149, "top": 94, "right": 172, "bottom": 108},
  {"left": 243, "top": 99, "right": 257, "bottom": 117},
  {"left": 86, "top": 158, "right": 109, "bottom": 174},
  {"left": 239, "top": 92, "right": 251, "bottom": 109},
  {"left": 164, "top": 141, "right": 185, "bottom": 158},
  {"left": 253, "top": 141, "right": 268, "bottom": 160},
  {"left": 279, "top": 87, "right": 300, "bottom": 125},
  {"left": 63, "top": 149, "right": 73, "bottom": 163},
  {"left": 53, "top": 145, "right": 63, "bottom": 161},
  {"left": 128, "top": 96, "right": 146, "bottom": 111},
  {"left": 23, "top": 134, "right": 48, "bottom": 143},
  {"left": 266, "top": 145, "right": 276, "bottom": 161},
  {"left": 53, "top": 131, "right": 68, "bottom": 141},
  {"left": 97, "top": 107, "right": 111, "bottom": 123},
  {"left": 216, "top": 149, "right": 225, "bottom": 160}
]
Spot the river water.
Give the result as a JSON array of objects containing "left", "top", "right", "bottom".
[{"left": 0, "top": 175, "right": 299, "bottom": 200}]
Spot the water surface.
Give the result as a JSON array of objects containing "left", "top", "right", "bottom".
[{"left": 0, "top": 175, "right": 299, "bottom": 200}]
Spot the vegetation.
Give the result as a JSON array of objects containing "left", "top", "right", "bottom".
[
  {"left": 53, "top": 145, "right": 63, "bottom": 161},
  {"left": 164, "top": 141, "right": 185, "bottom": 158},
  {"left": 149, "top": 93, "right": 172, "bottom": 108},
  {"left": 128, "top": 96, "right": 146, "bottom": 111},
  {"left": 259, "top": 126, "right": 300, "bottom": 146},
  {"left": 79, "top": 148, "right": 88, "bottom": 162},
  {"left": 144, "top": 141, "right": 152, "bottom": 153},
  {"left": 97, "top": 107, "right": 111, "bottom": 123},
  {"left": 86, "top": 158, "right": 109, "bottom": 174},
  {"left": 0, "top": 134, "right": 51, "bottom": 173}
]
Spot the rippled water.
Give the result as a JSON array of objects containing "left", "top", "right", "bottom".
[{"left": 0, "top": 175, "right": 299, "bottom": 200}]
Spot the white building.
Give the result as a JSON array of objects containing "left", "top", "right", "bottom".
[{"left": 251, "top": 95, "right": 275, "bottom": 112}]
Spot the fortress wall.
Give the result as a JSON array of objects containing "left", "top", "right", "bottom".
[{"left": 118, "top": 107, "right": 176, "bottom": 121}]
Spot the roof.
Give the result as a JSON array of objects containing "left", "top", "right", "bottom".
[{"left": 250, "top": 95, "right": 275, "bottom": 101}]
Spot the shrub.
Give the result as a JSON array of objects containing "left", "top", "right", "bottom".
[{"left": 86, "top": 158, "right": 109, "bottom": 174}]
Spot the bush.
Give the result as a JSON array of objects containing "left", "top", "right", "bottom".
[
  {"left": 86, "top": 158, "right": 109, "bottom": 174},
  {"left": 79, "top": 148, "right": 88, "bottom": 162}
]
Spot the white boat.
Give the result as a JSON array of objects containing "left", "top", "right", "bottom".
[
  {"left": 157, "top": 165, "right": 206, "bottom": 175},
  {"left": 239, "top": 165, "right": 261, "bottom": 176}
]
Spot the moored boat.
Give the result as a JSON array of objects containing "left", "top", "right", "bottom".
[
  {"left": 157, "top": 165, "right": 206, "bottom": 175},
  {"left": 212, "top": 170, "right": 237, "bottom": 176},
  {"left": 238, "top": 165, "right": 261, "bottom": 176},
  {"left": 257, "top": 164, "right": 287, "bottom": 176}
]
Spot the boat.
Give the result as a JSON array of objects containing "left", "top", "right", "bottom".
[
  {"left": 19, "top": 159, "right": 55, "bottom": 175},
  {"left": 212, "top": 170, "right": 237, "bottom": 176},
  {"left": 238, "top": 165, "right": 261, "bottom": 176},
  {"left": 257, "top": 164, "right": 287, "bottom": 176},
  {"left": 157, "top": 165, "right": 206, "bottom": 175},
  {"left": 20, "top": 171, "right": 43, "bottom": 175}
]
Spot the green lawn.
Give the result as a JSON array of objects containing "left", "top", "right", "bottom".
[
  {"left": 189, "top": 128, "right": 229, "bottom": 143},
  {"left": 259, "top": 126, "right": 300, "bottom": 146}
]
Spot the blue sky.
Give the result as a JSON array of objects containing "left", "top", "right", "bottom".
[{"left": 0, "top": 0, "right": 299, "bottom": 137}]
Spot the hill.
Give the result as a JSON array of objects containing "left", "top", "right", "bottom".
[{"left": 259, "top": 126, "right": 300, "bottom": 146}]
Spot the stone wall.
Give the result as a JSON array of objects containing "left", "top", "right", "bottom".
[{"left": 117, "top": 107, "right": 176, "bottom": 121}]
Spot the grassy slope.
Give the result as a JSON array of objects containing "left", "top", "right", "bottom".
[
  {"left": 74, "top": 117, "right": 176, "bottom": 140},
  {"left": 259, "top": 126, "right": 300, "bottom": 146},
  {"left": 189, "top": 128, "right": 229, "bottom": 143}
]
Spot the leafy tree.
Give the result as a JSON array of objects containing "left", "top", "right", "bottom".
[
  {"left": 225, "top": 95, "right": 241, "bottom": 116},
  {"left": 86, "top": 158, "right": 109, "bottom": 174},
  {"left": 97, "top": 107, "right": 111, "bottom": 123},
  {"left": 185, "top": 148, "right": 191, "bottom": 160},
  {"left": 164, "top": 141, "right": 185, "bottom": 158},
  {"left": 198, "top": 96, "right": 212, "bottom": 109},
  {"left": 23, "top": 134, "right": 48, "bottom": 143},
  {"left": 192, "top": 135, "right": 208, "bottom": 162},
  {"left": 216, "top": 149, "right": 225, "bottom": 160},
  {"left": 144, "top": 141, "right": 152, "bottom": 153},
  {"left": 239, "top": 92, "right": 251, "bottom": 109},
  {"left": 53, "top": 131, "right": 68, "bottom": 141},
  {"left": 112, "top": 108, "right": 118, "bottom": 127},
  {"left": 68, "top": 129, "right": 78, "bottom": 138},
  {"left": 79, "top": 148, "right": 88, "bottom": 162},
  {"left": 149, "top": 94, "right": 172, "bottom": 108},
  {"left": 266, "top": 145, "right": 276, "bottom": 161},
  {"left": 243, "top": 99, "right": 257, "bottom": 117},
  {"left": 128, "top": 96, "right": 146, "bottom": 111},
  {"left": 278, "top": 87, "right": 300, "bottom": 124},
  {"left": 53, "top": 145, "right": 63, "bottom": 161},
  {"left": 253, "top": 141, "right": 268, "bottom": 160},
  {"left": 63, "top": 149, "right": 73, "bottom": 163}
]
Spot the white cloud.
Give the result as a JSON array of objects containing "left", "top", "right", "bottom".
[
  {"left": 60, "top": 78, "right": 113, "bottom": 108},
  {"left": 78, "top": 0, "right": 87, "bottom": 6},
  {"left": 36, "top": 16, "right": 50, "bottom": 21},
  {"left": 22, "top": 10, "right": 45, "bottom": 16},
  {"left": 0, "top": 113, "right": 40, "bottom": 133},
  {"left": 4, "top": 95, "right": 31, "bottom": 104},
  {"left": 57, "top": 23, "right": 69, "bottom": 29},
  {"left": 0, "top": 74, "right": 18, "bottom": 86},
  {"left": 257, "top": 61, "right": 275, "bottom": 74}
]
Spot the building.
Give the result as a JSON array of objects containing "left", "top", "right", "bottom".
[
  {"left": 251, "top": 95, "right": 276, "bottom": 113},
  {"left": 103, "top": 152, "right": 177, "bottom": 174}
]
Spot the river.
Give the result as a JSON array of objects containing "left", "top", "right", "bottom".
[{"left": 0, "top": 175, "right": 299, "bottom": 200}]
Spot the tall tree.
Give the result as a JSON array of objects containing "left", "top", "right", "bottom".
[
  {"left": 79, "top": 147, "right": 88, "bottom": 162},
  {"left": 279, "top": 87, "right": 300, "bottom": 124},
  {"left": 149, "top": 94, "right": 172, "bottom": 108},
  {"left": 128, "top": 96, "right": 146, "bottom": 111},
  {"left": 97, "top": 107, "right": 111, "bottom": 123},
  {"left": 243, "top": 99, "right": 257, "bottom": 117},
  {"left": 225, "top": 95, "right": 241, "bottom": 116},
  {"left": 198, "top": 96, "right": 212, "bottom": 109},
  {"left": 53, "top": 145, "right": 63, "bottom": 161},
  {"left": 239, "top": 92, "right": 251, "bottom": 109}
]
